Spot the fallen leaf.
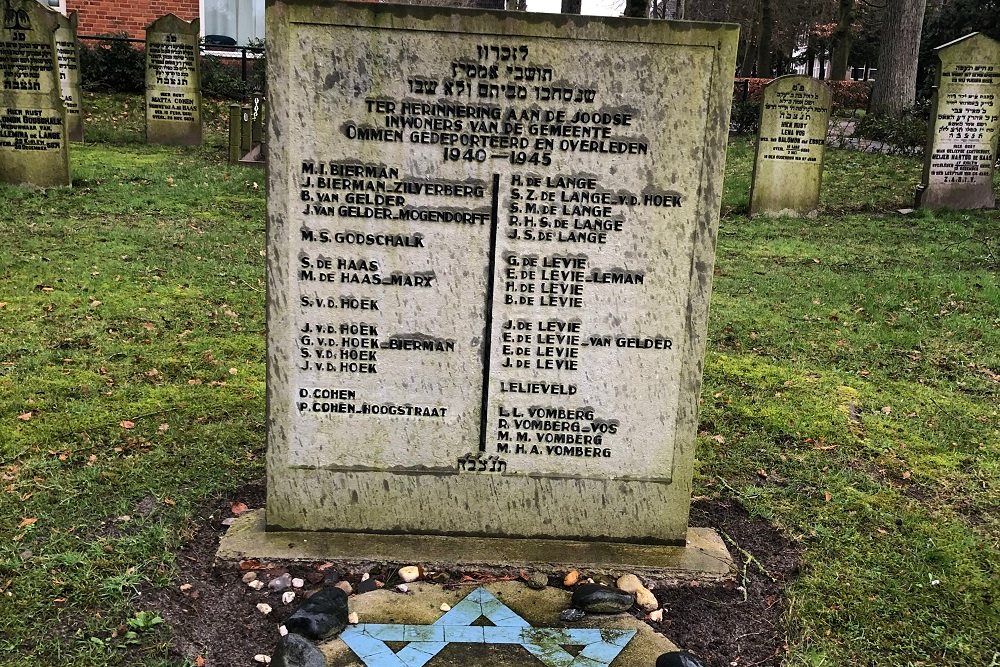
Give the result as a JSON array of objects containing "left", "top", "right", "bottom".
[
  {"left": 229, "top": 367, "right": 238, "bottom": 375},
  {"left": 824, "top": 491, "right": 832, "bottom": 502},
  {"left": 17, "top": 412, "right": 32, "bottom": 421},
  {"left": 711, "top": 434, "right": 726, "bottom": 444},
  {"left": 195, "top": 657, "right": 206, "bottom": 667},
  {"left": 89, "top": 299, "right": 101, "bottom": 307},
  {"left": 18, "top": 517, "right": 38, "bottom": 528},
  {"left": 163, "top": 496, "right": 176, "bottom": 506},
  {"left": 881, "top": 406, "right": 892, "bottom": 414},
  {"left": 902, "top": 471, "right": 912, "bottom": 480},
  {"left": 120, "top": 420, "right": 135, "bottom": 429},
  {"left": 145, "top": 368, "right": 160, "bottom": 378},
  {"left": 158, "top": 423, "right": 169, "bottom": 433},
  {"left": 142, "top": 322, "right": 155, "bottom": 331},
  {"left": 231, "top": 501, "right": 248, "bottom": 516}
]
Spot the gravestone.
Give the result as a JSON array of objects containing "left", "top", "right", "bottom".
[
  {"left": 54, "top": 10, "right": 82, "bottom": 142},
  {"left": 916, "top": 33, "right": 1000, "bottom": 210},
  {"left": 749, "top": 75, "right": 831, "bottom": 216},
  {"left": 264, "top": 1, "right": 738, "bottom": 548},
  {"left": 0, "top": 0, "right": 69, "bottom": 187},
  {"left": 144, "top": 14, "right": 201, "bottom": 145}
]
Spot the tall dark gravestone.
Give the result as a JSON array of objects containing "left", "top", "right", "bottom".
[
  {"left": 916, "top": 33, "right": 1000, "bottom": 210},
  {"left": 144, "top": 14, "right": 201, "bottom": 146},
  {"left": 750, "top": 75, "right": 831, "bottom": 216},
  {"left": 262, "top": 1, "right": 738, "bottom": 552},
  {"left": 0, "top": 0, "right": 69, "bottom": 187},
  {"left": 54, "top": 10, "right": 82, "bottom": 142}
]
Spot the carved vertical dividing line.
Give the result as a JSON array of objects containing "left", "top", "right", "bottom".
[{"left": 479, "top": 173, "right": 502, "bottom": 453}]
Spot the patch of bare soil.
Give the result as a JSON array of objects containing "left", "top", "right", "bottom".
[{"left": 147, "top": 484, "right": 799, "bottom": 667}]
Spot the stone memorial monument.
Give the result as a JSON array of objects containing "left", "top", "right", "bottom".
[
  {"left": 260, "top": 1, "right": 738, "bottom": 561},
  {"left": 144, "top": 14, "right": 201, "bottom": 145},
  {"left": 54, "top": 9, "right": 83, "bottom": 142},
  {"left": 0, "top": 0, "right": 69, "bottom": 187},
  {"left": 750, "top": 75, "right": 831, "bottom": 216},
  {"left": 916, "top": 33, "right": 1000, "bottom": 210}
]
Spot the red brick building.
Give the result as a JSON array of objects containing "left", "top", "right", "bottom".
[{"left": 59, "top": 0, "right": 263, "bottom": 44}]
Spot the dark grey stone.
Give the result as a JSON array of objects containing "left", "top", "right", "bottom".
[
  {"left": 272, "top": 633, "right": 325, "bottom": 667},
  {"left": 570, "top": 584, "right": 634, "bottom": 614},
  {"left": 356, "top": 576, "right": 378, "bottom": 594},
  {"left": 656, "top": 650, "right": 706, "bottom": 667},
  {"left": 283, "top": 588, "right": 349, "bottom": 640},
  {"left": 559, "top": 607, "right": 586, "bottom": 622},
  {"left": 525, "top": 573, "right": 548, "bottom": 590}
]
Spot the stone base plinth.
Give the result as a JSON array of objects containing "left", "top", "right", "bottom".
[{"left": 217, "top": 510, "right": 733, "bottom": 582}]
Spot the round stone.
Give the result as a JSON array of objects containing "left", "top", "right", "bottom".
[{"left": 571, "top": 584, "right": 634, "bottom": 614}]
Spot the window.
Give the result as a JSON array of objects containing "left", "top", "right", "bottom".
[{"left": 201, "top": 0, "right": 263, "bottom": 46}]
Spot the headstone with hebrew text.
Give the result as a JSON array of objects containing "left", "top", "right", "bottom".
[
  {"left": 750, "top": 75, "right": 831, "bottom": 216},
  {"left": 916, "top": 33, "right": 1000, "bottom": 210},
  {"left": 265, "top": 1, "right": 738, "bottom": 545},
  {"left": 145, "top": 14, "right": 201, "bottom": 145},
  {"left": 55, "top": 10, "right": 82, "bottom": 142},
  {"left": 0, "top": 0, "right": 69, "bottom": 187}
]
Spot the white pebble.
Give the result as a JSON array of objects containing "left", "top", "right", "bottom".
[
  {"left": 282, "top": 591, "right": 296, "bottom": 605},
  {"left": 348, "top": 611, "right": 359, "bottom": 624},
  {"left": 439, "top": 603, "right": 451, "bottom": 612},
  {"left": 242, "top": 572, "right": 258, "bottom": 583},
  {"left": 292, "top": 578, "right": 305, "bottom": 589},
  {"left": 360, "top": 572, "right": 370, "bottom": 582},
  {"left": 278, "top": 625, "right": 288, "bottom": 637},
  {"left": 256, "top": 603, "right": 273, "bottom": 615},
  {"left": 648, "top": 608, "right": 664, "bottom": 622},
  {"left": 248, "top": 580, "right": 264, "bottom": 590},
  {"left": 396, "top": 584, "right": 409, "bottom": 593},
  {"left": 253, "top": 654, "right": 271, "bottom": 664},
  {"left": 398, "top": 565, "right": 421, "bottom": 583}
]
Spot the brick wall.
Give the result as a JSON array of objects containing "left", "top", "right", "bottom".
[{"left": 67, "top": 0, "right": 198, "bottom": 39}]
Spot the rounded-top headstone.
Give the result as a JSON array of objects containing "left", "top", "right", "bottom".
[
  {"left": 916, "top": 32, "right": 1000, "bottom": 210},
  {"left": 0, "top": 0, "right": 70, "bottom": 187},
  {"left": 749, "top": 74, "right": 832, "bottom": 217},
  {"left": 145, "top": 13, "right": 202, "bottom": 146},
  {"left": 54, "top": 10, "right": 83, "bottom": 142}
]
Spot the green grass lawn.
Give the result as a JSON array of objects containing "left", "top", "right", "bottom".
[{"left": 0, "top": 95, "right": 997, "bottom": 666}]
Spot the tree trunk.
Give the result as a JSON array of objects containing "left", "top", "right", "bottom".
[
  {"left": 755, "top": 0, "right": 772, "bottom": 77},
  {"left": 830, "top": 0, "right": 854, "bottom": 80},
  {"left": 561, "top": 0, "right": 581, "bottom": 13},
  {"left": 869, "top": 0, "right": 928, "bottom": 117},
  {"left": 624, "top": 0, "right": 647, "bottom": 18},
  {"left": 674, "top": 0, "right": 684, "bottom": 19}
]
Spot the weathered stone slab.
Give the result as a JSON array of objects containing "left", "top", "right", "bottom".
[
  {"left": 54, "top": 10, "right": 82, "bottom": 142},
  {"left": 145, "top": 14, "right": 201, "bottom": 146},
  {"left": 265, "top": 2, "right": 738, "bottom": 544},
  {"left": 0, "top": 0, "right": 69, "bottom": 187},
  {"left": 916, "top": 33, "right": 1000, "bottom": 210},
  {"left": 218, "top": 510, "right": 735, "bottom": 581},
  {"left": 749, "top": 75, "right": 831, "bottom": 216},
  {"left": 324, "top": 583, "right": 677, "bottom": 667}
]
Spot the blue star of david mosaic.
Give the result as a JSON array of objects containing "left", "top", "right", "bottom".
[{"left": 340, "top": 586, "right": 636, "bottom": 667}]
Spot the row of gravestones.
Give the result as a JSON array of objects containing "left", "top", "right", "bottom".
[
  {"left": 227, "top": 90, "right": 267, "bottom": 166},
  {"left": 1, "top": 4, "right": 207, "bottom": 187},
  {"left": 751, "top": 32, "right": 1000, "bottom": 215}
]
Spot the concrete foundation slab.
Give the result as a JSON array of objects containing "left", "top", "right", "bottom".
[{"left": 217, "top": 510, "right": 733, "bottom": 582}]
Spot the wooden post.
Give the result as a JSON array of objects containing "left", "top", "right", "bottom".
[{"left": 228, "top": 104, "right": 241, "bottom": 163}]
